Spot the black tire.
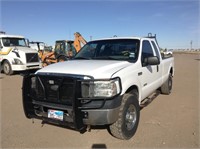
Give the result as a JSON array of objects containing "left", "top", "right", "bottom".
[
  {"left": 109, "top": 92, "right": 140, "bottom": 140},
  {"left": 3, "top": 60, "right": 14, "bottom": 75},
  {"left": 58, "top": 56, "right": 68, "bottom": 62},
  {"left": 161, "top": 74, "right": 173, "bottom": 95}
]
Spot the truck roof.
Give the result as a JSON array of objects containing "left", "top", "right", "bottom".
[
  {"left": 0, "top": 34, "right": 25, "bottom": 38},
  {"left": 92, "top": 36, "right": 156, "bottom": 42}
]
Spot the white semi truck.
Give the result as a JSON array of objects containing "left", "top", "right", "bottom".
[
  {"left": 0, "top": 34, "right": 41, "bottom": 75},
  {"left": 22, "top": 34, "right": 174, "bottom": 140}
]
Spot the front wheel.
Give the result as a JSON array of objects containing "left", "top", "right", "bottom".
[
  {"left": 3, "top": 60, "right": 14, "bottom": 75},
  {"left": 109, "top": 92, "right": 140, "bottom": 140}
]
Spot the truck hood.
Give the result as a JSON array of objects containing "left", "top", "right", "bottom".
[
  {"left": 37, "top": 60, "right": 132, "bottom": 78},
  {"left": 12, "top": 46, "right": 37, "bottom": 53}
]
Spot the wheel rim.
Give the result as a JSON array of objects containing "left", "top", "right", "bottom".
[
  {"left": 4, "top": 63, "right": 10, "bottom": 74},
  {"left": 125, "top": 104, "right": 137, "bottom": 131}
]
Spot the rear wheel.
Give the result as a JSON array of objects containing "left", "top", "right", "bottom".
[
  {"left": 161, "top": 74, "right": 173, "bottom": 95},
  {"left": 109, "top": 92, "right": 140, "bottom": 140},
  {"left": 3, "top": 60, "right": 14, "bottom": 75}
]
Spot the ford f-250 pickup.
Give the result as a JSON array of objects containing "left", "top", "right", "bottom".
[{"left": 22, "top": 34, "right": 174, "bottom": 140}]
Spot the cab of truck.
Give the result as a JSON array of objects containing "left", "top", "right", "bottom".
[{"left": 0, "top": 34, "right": 42, "bottom": 75}]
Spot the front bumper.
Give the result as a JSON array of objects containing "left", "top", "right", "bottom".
[
  {"left": 12, "top": 63, "right": 41, "bottom": 71},
  {"left": 22, "top": 74, "right": 122, "bottom": 132},
  {"left": 82, "top": 107, "right": 120, "bottom": 125}
]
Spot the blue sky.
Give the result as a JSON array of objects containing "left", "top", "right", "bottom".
[{"left": 1, "top": 0, "right": 199, "bottom": 49}]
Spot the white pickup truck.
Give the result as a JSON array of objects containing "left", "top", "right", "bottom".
[
  {"left": 22, "top": 35, "right": 174, "bottom": 140},
  {"left": 0, "top": 34, "right": 41, "bottom": 75}
]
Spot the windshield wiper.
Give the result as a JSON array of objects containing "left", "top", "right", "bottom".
[{"left": 93, "top": 56, "right": 119, "bottom": 60}]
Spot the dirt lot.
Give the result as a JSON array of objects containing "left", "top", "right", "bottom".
[{"left": 0, "top": 53, "right": 199, "bottom": 148}]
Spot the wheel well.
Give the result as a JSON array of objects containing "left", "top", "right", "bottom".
[
  {"left": 125, "top": 85, "right": 139, "bottom": 100},
  {"left": 1, "top": 59, "right": 5, "bottom": 65},
  {"left": 1, "top": 60, "right": 5, "bottom": 72},
  {"left": 1, "top": 59, "right": 8, "bottom": 65},
  {"left": 170, "top": 67, "right": 173, "bottom": 76}
]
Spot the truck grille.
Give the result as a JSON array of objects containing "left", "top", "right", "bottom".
[
  {"left": 26, "top": 53, "right": 39, "bottom": 63},
  {"left": 31, "top": 75, "right": 77, "bottom": 106}
]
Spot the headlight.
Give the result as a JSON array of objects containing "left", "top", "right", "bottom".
[
  {"left": 81, "top": 78, "right": 121, "bottom": 98},
  {"left": 12, "top": 58, "right": 23, "bottom": 65}
]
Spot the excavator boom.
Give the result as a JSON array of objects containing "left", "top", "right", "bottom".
[{"left": 74, "top": 32, "right": 87, "bottom": 52}]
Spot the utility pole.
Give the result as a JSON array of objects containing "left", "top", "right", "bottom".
[{"left": 190, "top": 40, "right": 193, "bottom": 51}]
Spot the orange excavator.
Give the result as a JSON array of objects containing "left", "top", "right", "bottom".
[
  {"left": 39, "top": 32, "right": 87, "bottom": 67},
  {"left": 73, "top": 32, "right": 87, "bottom": 52}
]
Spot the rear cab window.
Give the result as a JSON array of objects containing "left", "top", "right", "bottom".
[{"left": 151, "top": 41, "right": 161, "bottom": 60}]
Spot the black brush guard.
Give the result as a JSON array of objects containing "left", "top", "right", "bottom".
[{"left": 22, "top": 73, "right": 87, "bottom": 132}]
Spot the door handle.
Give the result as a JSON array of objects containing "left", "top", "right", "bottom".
[
  {"left": 138, "top": 72, "right": 143, "bottom": 76},
  {"left": 157, "top": 65, "right": 159, "bottom": 72}
]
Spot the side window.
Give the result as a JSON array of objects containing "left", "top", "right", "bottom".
[
  {"left": 141, "top": 40, "right": 154, "bottom": 66},
  {"left": 151, "top": 41, "right": 160, "bottom": 60}
]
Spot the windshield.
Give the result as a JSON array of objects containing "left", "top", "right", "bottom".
[
  {"left": 2, "top": 37, "right": 27, "bottom": 47},
  {"left": 75, "top": 39, "right": 140, "bottom": 62}
]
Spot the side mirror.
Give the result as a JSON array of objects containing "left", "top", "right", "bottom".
[
  {"left": 144, "top": 56, "right": 160, "bottom": 66},
  {"left": 25, "top": 38, "right": 30, "bottom": 47}
]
